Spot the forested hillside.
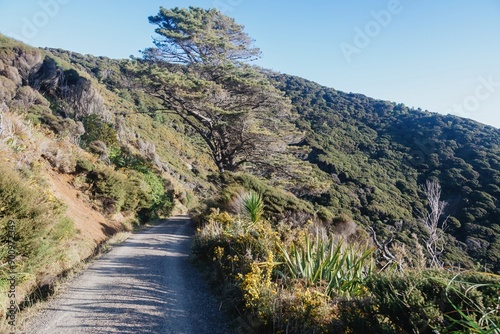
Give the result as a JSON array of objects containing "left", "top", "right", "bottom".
[
  {"left": 272, "top": 74, "right": 500, "bottom": 271},
  {"left": 0, "top": 6, "right": 499, "bottom": 331}
]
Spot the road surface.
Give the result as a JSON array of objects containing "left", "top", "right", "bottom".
[{"left": 22, "top": 216, "right": 230, "bottom": 334}]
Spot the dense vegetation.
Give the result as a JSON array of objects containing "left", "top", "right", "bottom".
[
  {"left": 271, "top": 74, "right": 500, "bottom": 272},
  {"left": 0, "top": 5, "right": 499, "bottom": 332},
  {"left": 194, "top": 202, "right": 499, "bottom": 333}
]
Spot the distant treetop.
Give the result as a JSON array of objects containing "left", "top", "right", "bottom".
[{"left": 143, "top": 6, "right": 261, "bottom": 66}]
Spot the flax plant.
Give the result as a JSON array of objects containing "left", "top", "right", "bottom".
[
  {"left": 280, "top": 233, "right": 374, "bottom": 298},
  {"left": 242, "top": 191, "right": 264, "bottom": 227}
]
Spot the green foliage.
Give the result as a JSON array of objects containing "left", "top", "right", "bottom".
[
  {"left": 138, "top": 7, "right": 298, "bottom": 173},
  {"left": 80, "top": 114, "right": 118, "bottom": 148},
  {"left": 0, "top": 163, "right": 75, "bottom": 309},
  {"left": 194, "top": 193, "right": 500, "bottom": 333},
  {"left": 146, "top": 7, "right": 261, "bottom": 65},
  {"left": 0, "top": 164, "right": 73, "bottom": 258},
  {"left": 75, "top": 158, "right": 94, "bottom": 173},
  {"left": 220, "top": 172, "right": 315, "bottom": 216},
  {"left": 444, "top": 273, "right": 500, "bottom": 333},
  {"left": 193, "top": 208, "right": 280, "bottom": 320},
  {"left": 280, "top": 233, "right": 374, "bottom": 298},
  {"left": 85, "top": 164, "right": 173, "bottom": 219},
  {"left": 88, "top": 166, "right": 127, "bottom": 213},
  {"left": 367, "top": 271, "right": 447, "bottom": 333},
  {"left": 242, "top": 192, "right": 264, "bottom": 225},
  {"left": 366, "top": 270, "right": 500, "bottom": 334},
  {"left": 108, "top": 147, "right": 150, "bottom": 172},
  {"left": 272, "top": 73, "right": 500, "bottom": 272}
]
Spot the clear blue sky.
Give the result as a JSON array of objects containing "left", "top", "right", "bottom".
[{"left": 1, "top": 0, "right": 499, "bottom": 128}]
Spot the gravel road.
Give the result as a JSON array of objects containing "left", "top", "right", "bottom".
[{"left": 22, "top": 216, "right": 230, "bottom": 334}]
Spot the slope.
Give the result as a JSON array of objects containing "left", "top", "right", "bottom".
[{"left": 273, "top": 73, "right": 500, "bottom": 271}]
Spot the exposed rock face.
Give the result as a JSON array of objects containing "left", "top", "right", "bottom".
[
  {"left": 1, "top": 48, "right": 110, "bottom": 121},
  {"left": 29, "top": 56, "right": 62, "bottom": 94},
  {"left": 9, "top": 48, "right": 44, "bottom": 85},
  {"left": 60, "top": 74, "right": 109, "bottom": 120}
]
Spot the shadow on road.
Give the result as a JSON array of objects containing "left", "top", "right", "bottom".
[{"left": 24, "top": 216, "right": 229, "bottom": 334}]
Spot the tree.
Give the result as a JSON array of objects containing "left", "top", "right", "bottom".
[
  {"left": 143, "top": 7, "right": 261, "bottom": 66},
  {"left": 420, "top": 180, "right": 448, "bottom": 268},
  {"left": 138, "top": 7, "right": 299, "bottom": 173}
]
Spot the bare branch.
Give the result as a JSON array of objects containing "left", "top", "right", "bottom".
[{"left": 420, "top": 180, "right": 448, "bottom": 268}]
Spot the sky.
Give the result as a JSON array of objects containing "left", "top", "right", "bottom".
[{"left": 0, "top": 0, "right": 499, "bottom": 128}]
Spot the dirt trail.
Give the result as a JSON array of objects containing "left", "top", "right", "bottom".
[{"left": 22, "top": 216, "right": 230, "bottom": 334}]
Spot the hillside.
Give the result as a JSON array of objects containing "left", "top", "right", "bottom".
[
  {"left": 273, "top": 74, "right": 500, "bottom": 271},
  {"left": 0, "top": 33, "right": 212, "bottom": 320},
  {"left": 0, "top": 20, "right": 499, "bottom": 332},
  {"left": 43, "top": 45, "right": 499, "bottom": 271}
]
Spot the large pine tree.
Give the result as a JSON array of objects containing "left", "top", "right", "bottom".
[{"left": 138, "top": 7, "right": 299, "bottom": 172}]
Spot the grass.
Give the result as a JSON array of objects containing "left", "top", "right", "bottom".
[{"left": 444, "top": 273, "right": 500, "bottom": 334}]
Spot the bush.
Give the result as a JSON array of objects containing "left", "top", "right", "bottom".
[
  {"left": 75, "top": 157, "right": 94, "bottom": 173},
  {"left": 219, "top": 172, "right": 315, "bottom": 218},
  {"left": 366, "top": 270, "right": 500, "bottom": 334},
  {"left": 194, "top": 200, "right": 500, "bottom": 333},
  {"left": 0, "top": 163, "right": 75, "bottom": 316},
  {"left": 271, "top": 283, "right": 336, "bottom": 333},
  {"left": 80, "top": 114, "right": 118, "bottom": 148},
  {"left": 87, "top": 166, "right": 127, "bottom": 213},
  {"left": 86, "top": 164, "right": 173, "bottom": 219},
  {"left": 194, "top": 207, "right": 373, "bottom": 333},
  {"left": 40, "top": 112, "right": 85, "bottom": 141},
  {"left": 280, "top": 233, "right": 374, "bottom": 298},
  {"left": 41, "top": 141, "right": 77, "bottom": 173},
  {"left": 124, "top": 169, "right": 173, "bottom": 220},
  {"left": 443, "top": 273, "right": 500, "bottom": 333},
  {"left": 192, "top": 209, "right": 281, "bottom": 314}
]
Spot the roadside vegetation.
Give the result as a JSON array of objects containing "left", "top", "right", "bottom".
[{"left": 193, "top": 188, "right": 500, "bottom": 333}]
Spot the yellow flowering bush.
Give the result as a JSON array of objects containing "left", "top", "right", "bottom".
[
  {"left": 272, "top": 282, "right": 336, "bottom": 333},
  {"left": 207, "top": 208, "right": 235, "bottom": 226},
  {"left": 240, "top": 251, "right": 277, "bottom": 312}
]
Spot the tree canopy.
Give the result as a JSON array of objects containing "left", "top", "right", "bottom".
[
  {"left": 139, "top": 7, "right": 298, "bottom": 173},
  {"left": 144, "top": 7, "right": 261, "bottom": 65}
]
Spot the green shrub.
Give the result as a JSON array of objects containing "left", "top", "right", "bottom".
[
  {"left": 316, "top": 205, "right": 335, "bottom": 222},
  {"left": 192, "top": 209, "right": 281, "bottom": 310},
  {"left": 220, "top": 172, "right": 315, "bottom": 217},
  {"left": 366, "top": 270, "right": 500, "bottom": 334},
  {"left": 443, "top": 273, "right": 500, "bottom": 334},
  {"left": 86, "top": 164, "right": 173, "bottom": 219},
  {"left": 108, "top": 147, "right": 148, "bottom": 171},
  {"left": 87, "top": 166, "right": 127, "bottom": 213},
  {"left": 75, "top": 158, "right": 94, "bottom": 173},
  {"left": 367, "top": 271, "right": 445, "bottom": 333},
  {"left": 0, "top": 163, "right": 75, "bottom": 315},
  {"left": 80, "top": 114, "right": 118, "bottom": 148}
]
